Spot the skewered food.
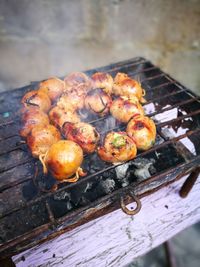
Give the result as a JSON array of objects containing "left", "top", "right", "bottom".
[
  {"left": 49, "top": 106, "right": 80, "bottom": 129},
  {"left": 113, "top": 73, "right": 146, "bottom": 103},
  {"left": 27, "top": 124, "right": 61, "bottom": 158},
  {"left": 21, "top": 90, "right": 51, "bottom": 113},
  {"left": 20, "top": 107, "right": 49, "bottom": 138},
  {"left": 64, "top": 72, "right": 92, "bottom": 96},
  {"left": 62, "top": 122, "right": 100, "bottom": 153},
  {"left": 110, "top": 96, "right": 144, "bottom": 123},
  {"left": 41, "top": 140, "right": 85, "bottom": 182},
  {"left": 84, "top": 88, "right": 112, "bottom": 117},
  {"left": 126, "top": 115, "right": 156, "bottom": 150},
  {"left": 97, "top": 132, "right": 137, "bottom": 163},
  {"left": 57, "top": 92, "right": 85, "bottom": 112},
  {"left": 91, "top": 72, "right": 113, "bottom": 95},
  {"left": 39, "top": 77, "right": 65, "bottom": 102}
]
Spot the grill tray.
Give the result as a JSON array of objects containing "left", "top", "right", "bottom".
[{"left": 0, "top": 57, "right": 200, "bottom": 258}]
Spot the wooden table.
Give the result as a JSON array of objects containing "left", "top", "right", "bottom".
[{"left": 13, "top": 174, "right": 200, "bottom": 267}]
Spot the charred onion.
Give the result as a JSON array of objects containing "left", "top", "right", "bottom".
[
  {"left": 97, "top": 132, "right": 137, "bottom": 163},
  {"left": 41, "top": 140, "right": 85, "bottom": 182},
  {"left": 126, "top": 115, "right": 156, "bottom": 150},
  {"left": 62, "top": 122, "right": 100, "bottom": 153},
  {"left": 91, "top": 72, "right": 113, "bottom": 95},
  {"left": 110, "top": 96, "right": 144, "bottom": 123},
  {"left": 84, "top": 88, "right": 112, "bottom": 117},
  {"left": 113, "top": 73, "right": 146, "bottom": 103}
]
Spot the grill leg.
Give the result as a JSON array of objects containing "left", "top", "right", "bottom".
[
  {"left": 164, "top": 241, "right": 177, "bottom": 267},
  {"left": 0, "top": 257, "right": 16, "bottom": 267}
]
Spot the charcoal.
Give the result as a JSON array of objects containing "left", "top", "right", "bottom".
[{"left": 132, "top": 158, "right": 156, "bottom": 180}]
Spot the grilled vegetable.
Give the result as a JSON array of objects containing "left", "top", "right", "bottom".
[
  {"left": 49, "top": 106, "right": 80, "bottom": 129},
  {"left": 126, "top": 115, "right": 156, "bottom": 150},
  {"left": 113, "top": 73, "right": 146, "bottom": 103},
  {"left": 62, "top": 122, "right": 100, "bottom": 153},
  {"left": 27, "top": 124, "right": 61, "bottom": 158},
  {"left": 39, "top": 77, "right": 65, "bottom": 102},
  {"left": 97, "top": 132, "right": 137, "bottom": 163},
  {"left": 64, "top": 72, "right": 92, "bottom": 96},
  {"left": 57, "top": 92, "right": 85, "bottom": 112},
  {"left": 91, "top": 72, "right": 113, "bottom": 95},
  {"left": 110, "top": 96, "right": 144, "bottom": 123},
  {"left": 20, "top": 107, "right": 49, "bottom": 138},
  {"left": 84, "top": 88, "right": 112, "bottom": 117},
  {"left": 41, "top": 140, "right": 85, "bottom": 182},
  {"left": 21, "top": 90, "right": 51, "bottom": 113}
]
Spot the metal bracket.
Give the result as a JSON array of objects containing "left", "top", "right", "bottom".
[{"left": 120, "top": 192, "right": 142, "bottom": 215}]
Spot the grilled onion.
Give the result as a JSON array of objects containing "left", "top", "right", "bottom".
[
  {"left": 27, "top": 124, "right": 61, "bottom": 158},
  {"left": 126, "top": 115, "right": 156, "bottom": 150},
  {"left": 64, "top": 72, "right": 92, "bottom": 96},
  {"left": 39, "top": 77, "right": 65, "bottom": 102},
  {"left": 21, "top": 90, "right": 51, "bottom": 113},
  {"left": 84, "top": 88, "right": 112, "bottom": 117},
  {"left": 49, "top": 106, "right": 80, "bottom": 129},
  {"left": 113, "top": 73, "right": 146, "bottom": 103},
  {"left": 57, "top": 92, "right": 85, "bottom": 112},
  {"left": 91, "top": 72, "right": 113, "bottom": 95},
  {"left": 62, "top": 122, "right": 100, "bottom": 153},
  {"left": 97, "top": 132, "right": 137, "bottom": 163},
  {"left": 20, "top": 107, "right": 49, "bottom": 138},
  {"left": 41, "top": 140, "right": 85, "bottom": 182},
  {"left": 110, "top": 96, "right": 144, "bottom": 123}
]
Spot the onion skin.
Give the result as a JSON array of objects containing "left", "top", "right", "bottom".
[
  {"left": 27, "top": 124, "right": 61, "bottom": 158},
  {"left": 91, "top": 72, "right": 113, "bottom": 95},
  {"left": 39, "top": 77, "right": 65, "bottom": 102},
  {"left": 126, "top": 115, "right": 156, "bottom": 150},
  {"left": 84, "top": 88, "right": 112, "bottom": 117},
  {"left": 44, "top": 140, "right": 84, "bottom": 181},
  {"left": 20, "top": 107, "right": 49, "bottom": 138},
  {"left": 49, "top": 106, "right": 80, "bottom": 129},
  {"left": 21, "top": 90, "right": 51, "bottom": 113},
  {"left": 62, "top": 122, "right": 100, "bottom": 153},
  {"left": 110, "top": 96, "right": 144, "bottom": 123},
  {"left": 113, "top": 73, "right": 145, "bottom": 103},
  {"left": 97, "top": 132, "right": 137, "bottom": 163}
]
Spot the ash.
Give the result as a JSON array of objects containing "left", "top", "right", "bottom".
[
  {"left": 115, "top": 163, "right": 131, "bottom": 187},
  {"left": 53, "top": 191, "right": 71, "bottom": 201},
  {"left": 132, "top": 157, "right": 156, "bottom": 180},
  {"left": 99, "top": 178, "right": 115, "bottom": 194}
]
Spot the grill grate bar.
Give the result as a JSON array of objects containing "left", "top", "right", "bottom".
[
  {"left": 0, "top": 82, "right": 182, "bottom": 129},
  {"left": 145, "top": 96, "right": 200, "bottom": 117},
  {"left": 0, "top": 94, "right": 199, "bottom": 172},
  {"left": 1, "top": 102, "right": 199, "bottom": 176},
  {"left": 144, "top": 88, "right": 183, "bottom": 105},
  {"left": 157, "top": 109, "right": 200, "bottom": 128},
  {"left": 1, "top": 126, "right": 200, "bottom": 220}
]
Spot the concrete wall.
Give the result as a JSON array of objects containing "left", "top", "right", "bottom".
[{"left": 0, "top": 0, "right": 199, "bottom": 94}]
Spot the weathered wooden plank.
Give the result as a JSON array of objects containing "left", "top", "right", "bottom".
[{"left": 13, "top": 174, "right": 200, "bottom": 267}]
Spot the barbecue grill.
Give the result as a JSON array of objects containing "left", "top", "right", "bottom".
[{"left": 0, "top": 57, "right": 200, "bottom": 260}]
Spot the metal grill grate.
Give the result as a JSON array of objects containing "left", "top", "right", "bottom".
[{"left": 0, "top": 57, "right": 200, "bottom": 258}]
